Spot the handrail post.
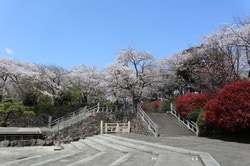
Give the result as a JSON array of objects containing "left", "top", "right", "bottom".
[
  {"left": 100, "top": 120, "right": 103, "bottom": 134},
  {"left": 97, "top": 102, "right": 100, "bottom": 112},
  {"left": 105, "top": 123, "right": 108, "bottom": 133},
  {"left": 116, "top": 123, "right": 119, "bottom": 132},
  {"left": 48, "top": 116, "right": 52, "bottom": 129},
  {"left": 128, "top": 121, "right": 131, "bottom": 133},
  {"left": 155, "top": 124, "right": 159, "bottom": 137}
]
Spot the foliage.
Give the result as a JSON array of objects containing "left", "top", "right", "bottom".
[
  {"left": 140, "top": 101, "right": 153, "bottom": 112},
  {"left": 0, "top": 98, "right": 35, "bottom": 126},
  {"left": 159, "top": 100, "right": 171, "bottom": 113},
  {"left": 205, "top": 80, "right": 250, "bottom": 132},
  {"left": 104, "top": 47, "right": 161, "bottom": 112},
  {"left": 197, "top": 111, "right": 208, "bottom": 136},
  {"left": 0, "top": 16, "right": 249, "bottom": 126},
  {"left": 140, "top": 100, "right": 171, "bottom": 113},
  {"left": 152, "top": 100, "right": 161, "bottom": 110},
  {"left": 175, "top": 93, "right": 213, "bottom": 117},
  {"left": 22, "top": 90, "right": 39, "bottom": 106},
  {"left": 187, "top": 107, "right": 205, "bottom": 122},
  {"left": 187, "top": 110, "right": 201, "bottom": 122},
  {"left": 56, "top": 87, "right": 84, "bottom": 106}
]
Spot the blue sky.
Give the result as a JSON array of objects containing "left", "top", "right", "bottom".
[{"left": 0, "top": 0, "right": 250, "bottom": 70}]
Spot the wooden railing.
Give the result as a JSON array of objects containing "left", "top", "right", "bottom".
[
  {"left": 170, "top": 104, "right": 198, "bottom": 135},
  {"left": 100, "top": 121, "right": 130, "bottom": 134},
  {"left": 49, "top": 104, "right": 99, "bottom": 131},
  {"left": 137, "top": 106, "right": 159, "bottom": 137}
]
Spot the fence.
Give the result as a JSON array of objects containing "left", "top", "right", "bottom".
[
  {"left": 170, "top": 104, "right": 198, "bottom": 135},
  {"left": 49, "top": 104, "right": 99, "bottom": 131},
  {"left": 100, "top": 120, "right": 131, "bottom": 134},
  {"left": 97, "top": 105, "right": 125, "bottom": 113},
  {"left": 137, "top": 106, "right": 159, "bottom": 137}
]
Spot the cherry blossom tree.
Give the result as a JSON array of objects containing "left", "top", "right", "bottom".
[
  {"left": 0, "top": 57, "right": 40, "bottom": 101},
  {"left": 158, "top": 52, "right": 189, "bottom": 96},
  {"left": 104, "top": 47, "right": 159, "bottom": 113},
  {"left": 203, "top": 21, "right": 250, "bottom": 79},
  {"left": 34, "top": 65, "right": 70, "bottom": 105},
  {"left": 69, "top": 65, "right": 102, "bottom": 104}
]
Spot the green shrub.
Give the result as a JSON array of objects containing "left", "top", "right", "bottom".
[
  {"left": 159, "top": 100, "right": 171, "bottom": 113},
  {"left": 187, "top": 110, "right": 200, "bottom": 122},
  {"left": 187, "top": 107, "right": 204, "bottom": 122},
  {"left": 197, "top": 111, "right": 207, "bottom": 136}
]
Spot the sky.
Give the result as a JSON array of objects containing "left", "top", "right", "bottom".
[{"left": 0, "top": 0, "right": 250, "bottom": 70}]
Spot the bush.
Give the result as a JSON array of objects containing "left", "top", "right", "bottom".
[
  {"left": 205, "top": 80, "right": 250, "bottom": 132},
  {"left": 152, "top": 100, "right": 161, "bottom": 111},
  {"left": 197, "top": 111, "right": 208, "bottom": 136},
  {"left": 159, "top": 100, "right": 171, "bottom": 113},
  {"left": 175, "top": 93, "right": 213, "bottom": 117},
  {"left": 140, "top": 101, "right": 153, "bottom": 112}
]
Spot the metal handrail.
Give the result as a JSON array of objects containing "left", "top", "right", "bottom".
[
  {"left": 137, "top": 106, "right": 159, "bottom": 137},
  {"left": 170, "top": 104, "right": 198, "bottom": 135},
  {"left": 50, "top": 104, "right": 99, "bottom": 130}
]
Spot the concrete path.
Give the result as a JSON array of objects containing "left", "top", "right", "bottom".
[{"left": 116, "top": 133, "right": 250, "bottom": 166}]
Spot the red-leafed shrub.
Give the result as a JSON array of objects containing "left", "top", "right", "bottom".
[
  {"left": 140, "top": 102, "right": 148, "bottom": 111},
  {"left": 175, "top": 93, "right": 213, "bottom": 117},
  {"left": 152, "top": 100, "right": 161, "bottom": 110},
  {"left": 205, "top": 80, "right": 250, "bottom": 131}
]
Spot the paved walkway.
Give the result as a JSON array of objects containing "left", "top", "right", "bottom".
[{"left": 116, "top": 133, "right": 250, "bottom": 166}]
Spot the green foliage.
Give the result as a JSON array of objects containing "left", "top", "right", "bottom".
[
  {"left": 22, "top": 90, "right": 39, "bottom": 106},
  {"left": 197, "top": 111, "right": 208, "bottom": 136},
  {"left": 56, "top": 87, "right": 84, "bottom": 106},
  {"left": 0, "top": 98, "right": 35, "bottom": 126},
  {"left": 187, "top": 111, "right": 200, "bottom": 122},
  {"left": 141, "top": 100, "right": 171, "bottom": 113},
  {"left": 159, "top": 100, "right": 171, "bottom": 113},
  {"left": 187, "top": 107, "right": 204, "bottom": 122}
]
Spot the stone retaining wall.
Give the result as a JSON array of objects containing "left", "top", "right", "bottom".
[{"left": 0, "top": 111, "right": 153, "bottom": 147}]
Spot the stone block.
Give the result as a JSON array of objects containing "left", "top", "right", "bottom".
[{"left": 0, "top": 140, "right": 9, "bottom": 147}]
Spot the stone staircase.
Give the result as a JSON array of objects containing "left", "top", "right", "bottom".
[
  {"left": 147, "top": 113, "right": 194, "bottom": 137},
  {"left": 0, "top": 134, "right": 220, "bottom": 166}
]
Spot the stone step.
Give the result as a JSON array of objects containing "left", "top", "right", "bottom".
[
  {"left": 148, "top": 113, "right": 194, "bottom": 137},
  {"left": 0, "top": 134, "right": 220, "bottom": 166},
  {"left": 85, "top": 135, "right": 162, "bottom": 165},
  {"left": 2, "top": 143, "right": 98, "bottom": 166},
  {"left": 86, "top": 136, "right": 135, "bottom": 153},
  {"left": 99, "top": 134, "right": 196, "bottom": 155},
  {"left": 79, "top": 138, "right": 108, "bottom": 151},
  {"left": 87, "top": 134, "right": 203, "bottom": 166},
  {"left": 70, "top": 140, "right": 88, "bottom": 150},
  {"left": 109, "top": 152, "right": 135, "bottom": 166},
  {"left": 101, "top": 134, "right": 219, "bottom": 166}
]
